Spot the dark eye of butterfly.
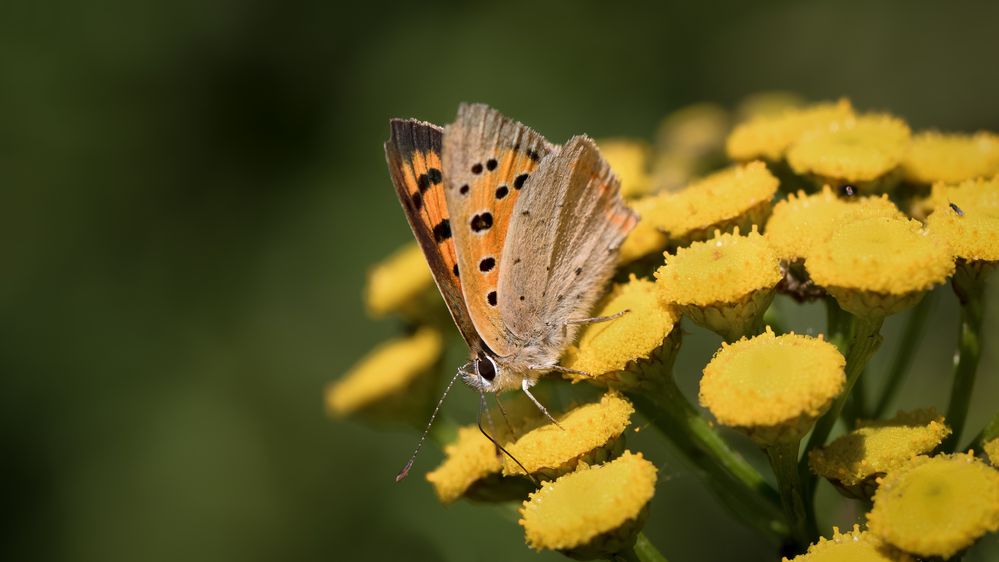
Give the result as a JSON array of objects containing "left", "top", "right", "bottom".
[{"left": 476, "top": 354, "right": 496, "bottom": 381}]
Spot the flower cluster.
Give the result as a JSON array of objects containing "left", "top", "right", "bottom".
[{"left": 331, "top": 95, "right": 999, "bottom": 560}]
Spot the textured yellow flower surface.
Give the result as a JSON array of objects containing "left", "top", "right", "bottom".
[
  {"left": 598, "top": 138, "right": 652, "bottom": 198},
  {"left": 902, "top": 130, "right": 999, "bottom": 184},
  {"left": 809, "top": 409, "right": 951, "bottom": 488},
  {"left": 700, "top": 329, "right": 845, "bottom": 431},
  {"left": 787, "top": 114, "right": 911, "bottom": 183},
  {"left": 926, "top": 175, "right": 999, "bottom": 262},
  {"left": 727, "top": 99, "right": 854, "bottom": 161},
  {"left": 618, "top": 196, "right": 670, "bottom": 263},
  {"left": 806, "top": 217, "right": 954, "bottom": 295},
  {"left": 325, "top": 327, "right": 441, "bottom": 416},
  {"left": 520, "top": 451, "right": 657, "bottom": 551},
  {"left": 783, "top": 526, "right": 913, "bottom": 562},
  {"left": 656, "top": 228, "right": 781, "bottom": 306},
  {"left": 868, "top": 453, "right": 999, "bottom": 558},
  {"left": 425, "top": 425, "right": 502, "bottom": 503},
  {"left": 645, "top": 161, "right": 778, "bottom": 245},
  {"left": 765, "top": 187, "right": 905, "bottom": 261},
  {"left": 503, "top": 393, "right": 634, "bottom": 476},
  {"left": 985, "top": 438, "right": 999, "bottom": 467},
  {"left": 364, "top": 241, "right": 434, "bottom": 317},
  {"left": 563, "top": 277, "right": 678, "bottom": 376}
]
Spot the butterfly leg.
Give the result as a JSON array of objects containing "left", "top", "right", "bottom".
[
  {"left": 564, "top": 308, "right": 631, "bottom": 327},
  {"left": 547, "top": 364, "right": 592, "bottom": 378},
  {"left": 521, "top": 378, "right": 565, "bottom": 430}
]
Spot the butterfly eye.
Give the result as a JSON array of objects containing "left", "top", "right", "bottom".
[{"left": 476, "top": 355, "right": 497, "bottom": 382}]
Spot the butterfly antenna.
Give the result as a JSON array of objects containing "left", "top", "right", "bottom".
[
  {"left": 493, "top": 393, "right": 518, "bottom": 439},
  {"left": 395, "top": 369, "right": 463, "bottom": 483},
  {"left": 477, "top": 388, "right": 537, "bottom": 486}
]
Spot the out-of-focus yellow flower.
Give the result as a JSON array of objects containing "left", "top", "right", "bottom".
[
  {"left": 364, "top": 242, "right": 436, "bottom": 318},
  {"left": 782, "top": 525, "right": 914, "bottom": 562},
  {"left": 765, "top": 186, "right": 906, "bottom": 262},
  {"left": 642, "top": 161, "right": 779, "bottom": 248},
  {"left": 726, "top": 99, "right": 855, "bottom": 162},
  {"left": 736, "top": 91, "right": 805, "bottom": 123},
  {"left": 326, "top": 327, "right": 442, "bottom": 424},
  {"left": 925, "top": 175, "right": 999, "bottom": 263},
  {"left": 700, "top": 328, "right": 845, "bottom": 444},
  {"left": 985, "top": 438, "right": 999, "bottom": 467},
  {"left": 806, "top": 217, "right": 955, "bottom": 318},
  {"left": 426, "top": 426, "right": 502, "bottom": 503},
  {"left": 562, "top": 276, "right": 680, "bottom": 390},
  {"left": 655, "top": 227, "right": 782, "bottom": 342},
  {"left": 598, "top": 138, "right": 653, "bottom": 199},
  {"left": 902, "top": 130, "right": 999, "bottom": 185},
  {"left": 867, "top": 453, "right": 999, "bottom": 559},
  {"left": 618, "top": 196, "right": 670, "bottom": 264},
  {"left": 520, "top": 451, "right": 657, "bottom": 558},
  {"left": 502, "top": 393, "right": 634, "bottom": 480},
  {"left": 787, "top": 114, "right": 911, "bottom": 192},
  {"left": 655, "top": 102, "right": 730, "bottom": 160},
  {"left": 809, "top": 409, "right": 951, "bottom": 499}
]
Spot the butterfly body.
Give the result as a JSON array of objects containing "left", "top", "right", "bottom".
[{"left": 385, "top": 104, "right": 637, "bottom": 397}]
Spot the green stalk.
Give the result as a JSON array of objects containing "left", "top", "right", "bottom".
[
  {"left": 970, "top": 408, "right": 999, "bottom": 453},
  {"left": 942, "top": 265, "right": 987, "bottom": 452},
  {"left": 766, "top": 440, "right": 815, "bottom": 548},
  {"left": 614, "top": 533, "right": 670, "bottom": 562},
  {"left": 871, "top": 292, "right": 935, "bottom": 418}
]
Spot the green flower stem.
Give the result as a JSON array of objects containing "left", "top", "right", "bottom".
[
  {"left": 765, "top": 440, "right": 815, "bottom": 548},
  {"left": 871, "top": 292, "right": 935, "bottom": 418},
  {"left": 942, "top": 266, "right": 988, "bottom": 452},
  {"left": 629, "top": 373, "right": 787, "bottom": 544},
  {"left": 763, "top": 302, "right": 787, "bottom": 335},
  {"left": 970, "top": 408, "right": 999, "bottom": 453},
  {"left": 614, "top": 533, "right": 669, "bottom": 562},
  {"left": 802, "top": 313, "right": 885, "bottom": 475}
]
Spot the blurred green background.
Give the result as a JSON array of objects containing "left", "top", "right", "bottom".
[{"left": 3, "top": 1, "right": 999, "bottom": 561}]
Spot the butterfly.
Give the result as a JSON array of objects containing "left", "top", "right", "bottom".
[{"left": 384, "top": 104, "right": 638, "bottom": 480}]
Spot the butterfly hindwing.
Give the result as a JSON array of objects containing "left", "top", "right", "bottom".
[
  {"left": 442, "top": 104, "right": 556, "bottom": 356},
  {"left": 498, "top": 135, "right": 638, "bottom": 353},
  {"left": 385, "top": 119, "right": 480, "bottom": 347}
]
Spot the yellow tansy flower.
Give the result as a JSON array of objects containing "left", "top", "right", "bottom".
[
  {"left": 805, "top": 216, "right": 955, "bottom": 318},
  {"left": 736, "top": 91, "right": 805, "bottom": 122},
  {"left": 787, "top": 114, "right": 911, "bottom": 192},
  {"left": 809, "top": 409, "right": 951, "bottom": 499},
  {"left": 562, "top": 276, "right": 680, "bottom": 390},
  {"left": 655, "top": 102, "right": 729, "bottom": 159},
  {"left": 783, "top": 525, "right": 913, "bottom": 562},
  {"left": 502, "top": 393, "right": 634, "bottom": 480},
  {"left": 425, "top": 425, "right": 536, "bottom": 504},
  {"left": 642, "top": 161, "right": 779, "bottom": 248},
  {"left": 985, "top": 438, "right": 999, "bottom": 467},
  {"left": 520, "top": 451, "right": 657, "bottom": 557},
  {"left": 325, "top": 327, "right": 442, "bottom": 424},
  {"left": 726, "top": 99, "right": 855, "bottom": 162},
  {"left": 598, "top": 138, "right": 652, "bottom": 199},
  {"left": 868, "top": 453, "right": 999, "bottom": 559},
  {"left": 765, "top": 186, "right": 906, "bottom": 262},
  {"left": 926, "top": 175, "right": 999, "bottom": 263},
  {"left": 700, "top": 328, "right": 845, "bottom": 444},
  {"left": 902, "top": 130, "right": 999, "bottom": 185},
  {"left": 618, "top": 196, "right": 670, "bottom": 264},
  {"left": 364, "top": 241, "right": 436, "bottom": 319},
  {"left": 655, "top": 228, "right": 782, "bottom": 342}
]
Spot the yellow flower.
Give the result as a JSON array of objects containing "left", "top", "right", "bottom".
[
  {"left": 805, "top": 216, "right": 955, "bottom": 318},
  {"left": 642, "top": 161, "right": 779, "bottom": 248},
  {"left": 726, "top": 99, "right": 855, "bottom": 162},
  {"left": 925, "top": 175, "right": 999, "bottom": 263},
  {"left": 364, "top": 242, "right": 435, "bottom": 318},
  {"left": 617, "top": 196, "right": 670, "bottom": 264},
  {"left": 597, "top": 138, "right": 653, "bottom": 199},
  {"left": 502, "top": 393, "right": 634, "bottom": 480},
  {"left": 325, "top": 327, "right": 442, "bottom": 424},
  {"left": 985, "top": 438, "right": 999, "bottom": 467},
  {"left": 765, "top": 186, "right": 906, "bottom": 262},
  {"left": 787, "top": 114, "right": 911, "bottom": 192},
  {"left": 782, "top": 525, "right": 914, "bottom": 562},
  {"left": 655, "top": 227, "right": 782, "bottom": 342},
  {"left": 902, "top": 130, "right": 999, "bottom": 185},
  {"left": 736, "top": 91, "right": 805, "bottom": 122},
  {"left": 867, "top": 453, "right": 999, "bottom": 559},
  {"left": 425, "top": 425, "right": 536, "bottom": 504},
  {"left": 562, "top": 276, "right": 680, "bottom": 390},
  {"left": 519, "top": 451, "right": 657, "bottom": 557},
  {"left": 700, "top": 328, "right": 845, "bottom": 444},
  {"left": 809, "top": 409, "right": 951, "bottom": 499},
  {"left": 654, "top": 102, "right": 729, "bottom": 160}
]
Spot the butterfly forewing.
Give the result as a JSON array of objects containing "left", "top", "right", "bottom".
[
  {"left": 384, "top": 119, "right": 480, "bottom": 347},
  {"left": 498, "top": 135, "right": 638, "bottom": 350},
  {"left": 442, "top": 103, "right": 556, "bottom": 357}
]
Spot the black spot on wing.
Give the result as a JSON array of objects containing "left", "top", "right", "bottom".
[
  {"left": 479, "top": 257, "right": 495, "bottom": 272},
  {"left": 433, "top": 219, "right": 452, "bottom": 243},
  {"left": 514, "top": 173, "right": 529, "bottom": 189},
  {"left": 470, "top": 212, "right": 493, "bottom": 233},
  {"left": 495, "top": 185, "right": 508, "bottom": 199},
  {"left": 487, "top": 291, "right": 497, "bottom": 306}
]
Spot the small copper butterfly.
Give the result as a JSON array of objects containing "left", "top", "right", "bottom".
[{"left": 384, "top": 104, "right": 638, "bottom": 480}]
